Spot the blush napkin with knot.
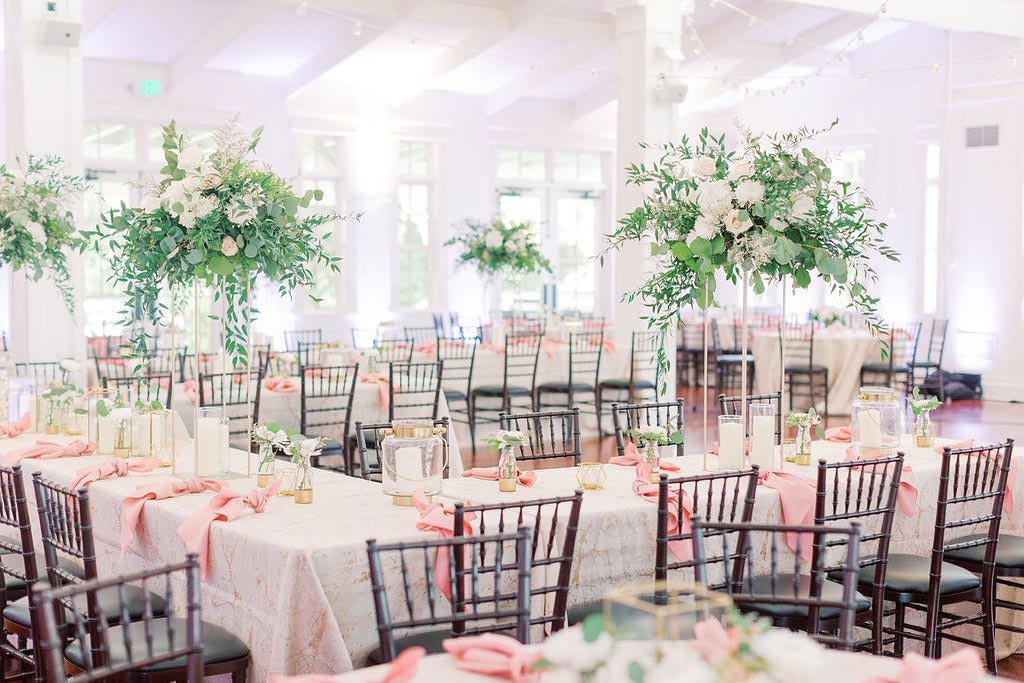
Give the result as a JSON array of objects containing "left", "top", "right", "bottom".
[
  {"left": 0, "top": 413, "right": 32, "bottom": 438},
  {"left": 442, "top": 633, "right": 542, "bottom": 681},
  {"left": 609, "top": 442, "right": 680, "bottom": 472},
  {"left": 121, "top": 478, "right": 225, "bottom": 553},
  {"left": 413, "top": 489, "right": 475, "bottom": 601},
  {"left": 71, "top": 457, "right": 162, "bottom": 490},
  {"left": 2, "top": 439, "right": 95, "bottom": 466},
  {"left": 756, "top": 469, "right": 817, "bottom": 560},
  {"left": 461, "top": 467, "right": 537, "bottom": 487},
  {"left": 632, "top": 461, "right": 693, "bottom": 561},
  {"left": 177, "top": 479, "right": 281, "bottom": 578}
]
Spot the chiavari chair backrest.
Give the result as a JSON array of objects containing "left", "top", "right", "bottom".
[
  {"left": 498, "top": 408, "right": 581, "bottom": 466},
  {"left": 32, "top": 474, "right": 95, "bottom": 592},
  {"left": 918, "top": 318, "right": 948, "bottom": 366},
  {"left": 0, "top": 465, "right": 43, "bottom": 680},
  {"left": 86, "top": 335, "right": 126, "bottom": 359},
  {"left": 403, "top": 325, "right": 438, "bottom": 349},
  {"left": 296, "top": 341, "right": 324, "bottom": 369},
  {"left": 95, "top": 353, "right": 173, "bottom": 382},
  {"left": 501, "top": 333, "right": 542, "bottom": 393},
  {"left": 611, "top": 399, "right": 685, "bottom": 458},
  {"left": 388, "top": 362, "right": 443, "bottom": 421},
  {"left": 300, "top": 364, "right": 359, "bottom": 455},
  {"left": 508, "top": 316, "right": 544, "bottom": 336},
  {"left": 102, "top": 373, "right": 173, "bottom": 408},
  {"left": 197, "top": 370, "right": 262, "bottom": 449},
  {"left": 567, "top": 331, "right": 603, "bottom": 388},
  {"left": 14, "top": 362, "right": 67, "bottom": 386},
  {"left": 718, "top": 392, "right": 782, "bottom": 440},
  {"left": 627, "top": 330, "right": 662, "bottom": 389},
  {"left": 375, "top": 339, "right": 414, "bottom": 364},
  {"left": 284, "top": 329, "right": 322, "bottom": 352},
  {"left": 709, "top": 318, "right": 724, "bottom": 353},
  {"left": 656, "top": 469, "right": 759, "bottom": 583},
  {"left": 249, "top": 343, "right": 272, "bottom": 378},
  {"left": 691, "top": 518, "right": 863, "bottom": 649},
  {"left": 34, "top": 556, "right": 203, "bottom": 683},
  {"left": 454, "top": 491, "right": 582, "bottom": 637},
  {"left": 779, "top": 323, "right": 814, "bottom": 368},
  {"left": 581, "top": 315, "right": 605, "bottom": 331},
  {"left": 438, "top": 338, "right": 477, "bottom": 396},
  {"left": 366, "top": 526, "right": 533, "bottom": 663},
  {"left": 355, "top": 417, "right": 450, "bottom": 481},
  {"left": 679, "top": 316, "right": 706, "bottom": 353},
  {"left": 889, "top": 322, "right": 921, "bottom": 367},
  {"left": 458, "top": 325, "right": 484, "bottom": 344},
  {"left": 177, "top": 353, "right": 219, "bottom": 383}
]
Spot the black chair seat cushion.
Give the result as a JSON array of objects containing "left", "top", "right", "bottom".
[
  {"left": 908, "top": 361, "right": 939, "bottom": 369},
  {"left": 785, "top": 364, "right": 828, "bottom": 374},
  {"left": 832, "top": 554, "right": 980, "bottom": 597},
  {"left": 861, "top": 362, "right": 910, "bottom": 374},
  {"left": 742, "top": 573, "right": 870, "bottom": 621},
  {"left": 64, "top": 617, "right": 248, "bottom": 672},
  {"left": 471, "top": 385, "right": 531, "bottom": 398},
  {"left": 567, "top": 601, "right": 602, "bottom": 626},
  {"left": 536, "top": 382, "right": 594, "bottom": 394},
  {"left": 367, "top": 629, "right": 452, "bottom": 665},
  {"left": 443, "top": 389, "right": 467, "bottom": 404},
  {"left": 597, "top": 378, "right": 655, "bottom": 391},
  {"left": 945, "top": 534, "right": 1024, "bottom": 569},
  {"left": 4, "top": 583, "right": 167, "bottom": 629}
]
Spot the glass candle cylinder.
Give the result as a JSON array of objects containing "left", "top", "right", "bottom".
[
  {"left": 717, "top": 415, "right": 744, "bottom": 470},
  {"left": 110, "top": 408, "right": 133, "bottom": 459},
  {"left": 748, "top": 403, "right": 777, "bottom": 469},
  {"left": 380, "top": 420, "right": 446, "bottom": 505},
  {"left": 195, "top": 407, "right": 229, "bottom": 477},
  {"left": 852, "top": 386, "right": 901, "bottom": 457},
  {"left": 294, "top": 454, "right": 313, "bottom": 504},
  {"left": 63, "top": 397, "right": 87, "bottom": 436}
]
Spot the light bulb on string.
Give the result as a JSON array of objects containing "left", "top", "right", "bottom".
[
  {"left": 352, "top": 21, "right": 363, "bottom": 36},
  {"left": 1008, "top": 55, "right": 1018, "bottom": 69},
  {"left": 590, "top": 67, "right": 599, "bottom": 77},
  {"left": 295, "top": 0, "right": 308, "bottom": 16},
  {"left": 931, "top": 62, "right": 941, "bottom": 74},
  {"left": 747, "top": 15, "right": 757, "bottom": 27},
  {"left": 693, "top": 46, "right": 702, "bottom": 55},
  {"left": 654, "top": 73, "right": 666, "bottom": 91}
]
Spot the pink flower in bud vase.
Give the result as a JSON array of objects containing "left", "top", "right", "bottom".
[
  {"left": 691, "top": 619, "right": 741, "bottom": 665},
  {"left": 221, "top": 236, "right": 239, "bottom": 256}
]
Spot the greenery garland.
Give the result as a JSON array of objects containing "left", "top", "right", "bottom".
[
  {"left": 0, "top": 156, "right": 86, "bottom": 313},
  {"left": 605, "top": 121, "right": 899, "bottom": 379},
  {"left": 84, "top": 118, "right": 353, "bottom": 366},
  {"left": 445, "top": 216, "right": 551, "bottom": 279}
]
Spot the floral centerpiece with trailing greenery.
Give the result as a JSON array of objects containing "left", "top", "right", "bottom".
[
  {"left": 445, "top": 217, "right": 551, "bottom": 278},
  {"left": 85, "top": 117, "right": 352, "bottom": 365},
  {"left": 810, "top": 306, "right": 843, "bottom": 327},
  {"left": 0, "top": 156, "right": 87, "bottom": 313},
  {"left": 605, "top": 121, "right": 899, "bottom": 378}
]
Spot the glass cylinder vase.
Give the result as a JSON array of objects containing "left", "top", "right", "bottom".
[
  {"left": 851, "top": 386, "right": 901, "bottom": 457},
  {"left": 795, "top": 422, "right": 813, "bottom": 466},
  {"left": 294, "top": 455, "right": 313, "bottom": 504},
  {"left": 748, "top": 402, "right": 777, "bottom": 469},
  {"left": 256, "top": 443, "right": 276, "bottom": 488},
  {"left": 498, "top": 444, "right": 518, "bottom": 492},
  {"left": 380, "top": 419, "right": 446, "bottom": 505},
  {"left": 643, "top": 441, "right": 660, "bottom": 484},
  {"left": 112, "top": 409, "right": 132, "bottom": 459},
  {"left": 42, "top": 399, "right": 63, "bottom": 436},
  {"left": 914, "top": 412, "right": 934, "bottom": 448}
]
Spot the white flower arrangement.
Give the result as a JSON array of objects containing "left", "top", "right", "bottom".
[
  {"left": 785, "top": 407, "right": 822, "bottom": 429},
  {"left": 907, "top": 386, "right": 942, "bottom": 416},
  {"left": 287, "top": 436, "right": 326, "bottom": 465},
  {"left": 444, "top": 217, "right": 552, "bottom": 279},
  {"left": 251, "top": 422, "right": 290, "bottom": 449},
  {"left": 481, "top": 429, "right": 528, "bottom": 451},
  {"left": 58, "top": 358, "right": 82, "bottom": 373},
  {"left": 810, "top": 306, "right": 843, "bottom": 327},
  {"left": 628, "top": 423, "right": 683, "bottom": 447}
]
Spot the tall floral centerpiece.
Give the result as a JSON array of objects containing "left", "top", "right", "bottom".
[
  {"left": 606, "top": 122, "right": 899, "bottom": 381},
  {"left": 445, "top": 217, "right": 551, "bottom": 318},
  {"left": 0, "top": 156, "right": 87, "bottom": 313}
]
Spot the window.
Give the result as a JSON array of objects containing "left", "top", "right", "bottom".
[
  {"left": 398, "top": 141, "right": 429, "bottom": 175},
  {"left": 397, "top": 183, "right": 430, "bottom": 310},
  {"left": 556, "top": 195, "right": 599, "bottom": 312},
  {"left": 82, "top": 179, "right": 133, "bottom": 337},
  {"left": 498, "top": 193, "right": 545, "bottom": 311},
  {"left": 300, "top": 136, "right": 340, "bottom": 175},
  {"left": 294, "top": 134, "right": 346, "bottom": 312},
  {"left": 553, "top": 152, "right": 602, "bottom": 183},
  {"left": 923, "top": 143, "right": 941, "bottom": 314},
  {"left": 822, "top": 147, "right": 868, "bottom": 308},
  {"left": 496, "top": 148, "right": 545, "bottom": 181},
  {"left": 84, "top": 123, "right": 136, "bottom": 161}
]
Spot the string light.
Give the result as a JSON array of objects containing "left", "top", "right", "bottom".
[
  {"left": 352, "top": 21, "right": 363, "bottom": 36},
  {"left": 931, "top": 62, "right": 941, "bottom": 74},
  {"left": 295, "top": 1, "right": 308, "bottom": 16},
  {"left": 1009, "top": 55, "right": 1018, "bottom": 69}
]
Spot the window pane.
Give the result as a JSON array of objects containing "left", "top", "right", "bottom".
[
  {"left": 398, "top": 250, "right": 429, "bottom": 310},
  {"left": 578, "top": 153, "right": 602, "bottom": 182},
  {"left": 557, "top": 196, "right": 598, "bottom": 312},
  {"left": 398, "top": 182, "right": 430, "bottom": 309},
  {"left": 84, "top": 123, "right": 136, "bottom": 161},
  {"left": 521, "top": 150, "right": 545, "bottom": 180},
  {"left": 300, "top": 135, "right": 339, "bottom": 175},
  {"left": 496, "top": 148, "right": 519, "bottom": 179},
  {"left": 300, "top": 179, "right": 337, "bottom": 208},
  {"left": 399, "top": 141, "right": 429, "bottom": 176},
  {"left": 553, "top": 152, "right": 576, "bottom": 182}
]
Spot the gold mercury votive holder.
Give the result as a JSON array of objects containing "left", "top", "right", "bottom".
[
  {"left": 294, "top": 488, "right": 313, "bottom": 504},
  {"left": 277, "top": 467, "right": 297, "bottom": 496},
  {"left": 576, "top": 462, "right": 607, "bottom": 490}
]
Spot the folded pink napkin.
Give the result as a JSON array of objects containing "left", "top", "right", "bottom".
[
  {"left": 601, "top": 339, "right": 616, "bottom": 354},
  {"left": 71, "top": 457, "right": 162, "bottom": 490},
  {"left": 177, "top": 479, "right": 281, "bottom": 578},
  {"left": 360, "top": 373, "right": 391, "bottom": 410},
  {"left": 183, "top": 379, "right": 199, "bottom": 405},
  {"left": 844, "top": 446, "right": 919, "bottom": 517},
  {"left": 442, "top": 634, "right": 541, "bottom": 681},
  {"left": 632, "top": 461, "right": 692, "bottom": 561},
  {"left": 609, "top": 442, "right": 680, "bottom": 471},
  {"left": 121, "top": 478, "right": 225, "bottom": 553},
  {"left": 413, "top": 489, "right": 475, "bottom": 601},
  {"left": 933, "top": 440, "right": 1017, "bottom": 513},
  {"left": 302, "top": 368, "right": 323, "bottom": 379},
  {"left": 825, "top": 425, "right": 852, "bottom": 442},
  {"left": 0, "top": 413, "right": 32, "bottom": 438},
  {"left": 757, "top": 469, "right": 816, "bottom": 560},
  {"left": 263, "top": 376, "right": 299, "bottom": 393},
  {"left": 868, "top": 649, "right": 983, "bottom": 683},
  {"left": 2, "top": 439, "right": 96, "bottom": 467},
  {"left": 461, "top": 467, "right": 537, "bottom": 487}
]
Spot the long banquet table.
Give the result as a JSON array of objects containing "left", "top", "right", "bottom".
[{"left": 1, "top": 432, "right": 1020, "bottom": 681}]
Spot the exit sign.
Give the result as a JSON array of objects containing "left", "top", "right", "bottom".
[{"left": 137, "top": 79, "right": 161, "bottom": 98}]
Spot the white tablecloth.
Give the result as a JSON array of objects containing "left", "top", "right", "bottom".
[{"left": 1, "top": 433, "right": 1018, "bottom": 682}]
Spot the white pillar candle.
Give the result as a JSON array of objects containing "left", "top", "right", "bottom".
[
  {"left": 132, "top": 414, "right": 152, "bottom": 456},
  {"left": 97, "top": 415, "right": 116, "bottom": 455},
  {"left": 749, "top": 415, "right": 775, "bottom": 468},
  {"left": 196, "top": 417, "right": 223, "bottom": 477},
  {"left": 719, "top": 422, "right": 745, "bottom": 470},
  {"left": 219, "top": 423, "right": 231, "bottom": 472},
  {"left": 858, "top": 408, "right": 882, "bottom": 448},
  {"left": 383, "top": 446, "right": 422, "bottom": 496}
]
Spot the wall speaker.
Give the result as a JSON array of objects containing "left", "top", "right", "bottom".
[{"left": 42, "top": 16, "right": 81, "bottom": 47}]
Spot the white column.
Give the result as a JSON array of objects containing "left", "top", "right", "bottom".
[
  {"left": 607, "top": 0, "right": 687, "bottom": 395},
  {"left": 4, "top": 0, "right": 86, "bottom": 364}
]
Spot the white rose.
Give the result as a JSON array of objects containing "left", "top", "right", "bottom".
[
  {"left": 645, "top": 645, "right": 716, "bottom": 683},
  {"left": 727, "top": 160, "right": 754, "bottom": 180},
  {"left": 484, "top": 230, "right": 503, "bottom": 249},
  {"left": 26, "top": 221, "right": 46, "bottom": 244},
  {"left": 692, "top": 155, "right": 718, "bottom": 177},
  {"left": 140, "top": 194, "right": 162, "bottom": 213},
  {"left": 178, "top": 211, "right": 196, "bottom": 229},
  {"left": 735, "top": 179, "right": 765, "bottom": 205},
  {"left": 688, "top": 216, "right": 719, "bottom": 244},
  {"left": 220, "top": 236, "right": 239, "bottom": 257},
  {"left": 695, "top": 179, "right": 733, "bottom": 218},
  {"left": 791, "top": 193, "right": 816, "bottom": 218},
  {"left": 177, "top": 146, "right": 204, "bottom": 172},
  {"left": 725, "top": 208, "right": 753, "bottom": 235}
]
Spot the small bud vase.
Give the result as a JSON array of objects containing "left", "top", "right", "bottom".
[
  {"left": 498, "top": 445, "right": 517, "bottom": 492},
  {"left": 914, "top": 412, "right": 934, "bottom": 448},
  {"left": 644, "top": 441, "right": 660, "bottom": 483},
  {"left": 795, "top": 423, "right": 813, "bottom": 467},
  {"left": 294, "top": 455, "right": 313, "bottom": 504},
  {"left": 256, "top": 444, "right": 276, "bottom": 487}
]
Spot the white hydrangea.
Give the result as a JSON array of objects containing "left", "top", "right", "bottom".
[
  {"left": 644, "top": 644, "right": 716, "bottom": 683},
  {"left": 484, "top": 230, "right": 503, "bottom": 249},
  {"left": 695, "top": 180, "right": 733, "bottom": 218},
  {"left": 791, "top": 193, "right": 816, "bottom": 218},
  {"left": 226, "top": 196, "right": 260, "bottom": 226},
  {"left": 727, "top": 159, "right": 754, "bottom": 181},
  {"left": 541, "top": 625, "right": 613, "bottom": 674},
  {"left": 735, "top": 179, "right": 765, "bottom": 205},
  {"left": 26, "top": 221, "right": 46, "bottom": 244},
  {"left": 748, "top": 628, "right": 825, "bottom": 683},
  {"left": 692, "top": 155, "right": 718, "bottom": 177},
  {"left": 177, "top": 146, "right": 204, "bottom": 172}
]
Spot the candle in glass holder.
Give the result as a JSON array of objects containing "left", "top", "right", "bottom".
[
  {"left": 196, "top": 416, "right": 224, "bottom": 477},
  {"left": 97, "top": 415, "right": 116, "bottom": 455},
  {"left": 718, "top": 415, "right": 744, "bottom": 470},
  {"left": 383, "top": 446, "right": 422, "bottom": 496},
  {"left": 749, "top": 403, "right": 776, "bottom": 468},
  {"left": 858, "top": 408, "right": 882, "bottom": 449}
]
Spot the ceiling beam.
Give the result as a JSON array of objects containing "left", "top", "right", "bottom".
[
  {"left": 777, "top": 0, "right": 1024, "bottom": 37},
  {"left": 571, "top": 78, "right": 617, "bottom": 120},
  {"left": 169, "top": 1, "right": 275, "bottom": 90},
  {"left": 486, "top": 42, "right": 606, "bottom": 116},
  {"left": 83, "top": 0, "right": 123, "bottom": 34}
]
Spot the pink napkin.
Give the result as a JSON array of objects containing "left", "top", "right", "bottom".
[
  {"left": 825, "top": 425, "right": 852, "bottom": 442},
  {"left": 868, "top": 649, "right": 983, "bottom": 683},
  {"left": 2, "top": 439, "right": 96, "bottom": 466},
  {"left": 183, "top": 379, "right": 199, "bottom": 405},
  {"left": 844, "top": 446, "right": 919, "bottom": 517},
  {"left": 121, "top": 478, "right": 225, "bottom": 553},
  {"left": 461, "top": 467, "right": 537, "bottom": 487},
  {"left": 609, "top": 442, "right": 680, "bottom": 471},
  {"left": 442, "top": 634, "right": 541, "bottom": 682},
  {"left": 933, "top": 440, "right": 1017, "bottom": 513},
  {"left": 601, "top": 339, "right": 616, "bottom": 354},
  {"left": 632, "top": 462, "right": 692, "bottom": 561},
  {"left": 302, "top": 368, "right": 323, "bottom": 379},
  {"left": 757, "top": 469, "right": 816, "bottom": 560},
  {"left": 360, "top": 373, "right": 391, "bottom": 410},
  {"left": 413, "top": 489, "right": 475, "bottom": 601},
  {"left": 415, "top": 342, "right": 438, "bottom": 355},
  {"left": 177, "top": 479, "right": 281, "bottom": 578},
  {"left": 0, "top": 413, "right": 32, "bottom": 438},
  {"left": 263, "top": 376, "right": 299, "bottom": 393},
  {"left": 71, "top": 457, "right": 162, "bottom": 490}
]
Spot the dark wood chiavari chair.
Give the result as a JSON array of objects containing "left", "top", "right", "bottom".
[
  {"left": 283, "top": 329, "right": 322, "bottom": 352},
  {"left": 35, "top": 554, "right": 250, "bottom": 682},
  {"left": 611, "top": 399, "right": 685, "bottom": 459},
  {"left": 656, "top": 469, "right": 760, "bottom": 585},
  {"left": 14, "top": 362, "right": 67, "bottom": 386},
  {"left": 454, "top": 491, "right": 583, "bottom": 638},
  {"left": 872, "top": 440, "right": 1013, "bottom": 670},
  {"left": 908, "top": 318, "right": 949, "bottom": 401},
  {"left": 94, "top": 353, "right": 176, "bottom": 383},
  {"left": 403, "top": 325, "right": 438, "bottom": 349},
  {"left": 197, "top": 370, "right": 262, "bottom": 451},
  {"left": 676, "top": 317, "right": 707, "bottom": 388},
  {"left": 177, "top": 352, "right": 218, "bottom": 383},
  {"left": 860, "top": 322, "right": 921, "bottom": 395},
  {"left": 355, "top": 417, "right": 450, "bottom": 482},
  {"left": 691, "top": 518, "right": 866, "bottom": 649},
  {"left": 497, "top": 408, "right": 581, "bottom": 467},
  {"left": 469, "top": 333, "right": 542, "bottom": 453},
  {"left": 718, "top": 392, "right": 783, "bottom": 441},
  {"left": 715, "top": 319, "right": 754, "bottom": 393},
  {"left": 438, "top": 338, "right": 476, "bottom": 431},
  {"left": 535, "top": 330, "right": 603, "bottom": 419},
  {"left": 86, "top": 335, "right": 125, "bottom": 359},
  {"left": 250, "top": 344, "right": 272, "bottom": 378},
  {"left": 388, "top": 361, "right": 443, "bottom": 421},
  {"left": 300, "top": 364, "right": 359, "bottom": 472},
  {"left": 366, "top": 526, "right": 533, "bottom": 663},
  {"left": 102, "top": 373, "right": 173, "bottom": 408},
  {"left": 296, "top": 341, "right": 324, "bottom": 369},
  {"left": 375, "top": 339, "right": 414, "bottom": 364},
  {"left": 780, "top": 323, "right": 829, "bottom": 415},
  {"left": 596, "top": 331, "right": 662, "bottom": 435},
  {"left": 815, "top": 454, "right": 904, "bottom": 654},
  {"left": 506, "top": 315, "right": 545, "bottom": 337}
]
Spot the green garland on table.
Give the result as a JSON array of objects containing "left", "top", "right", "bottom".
[
  {"left": 0, "top": 155, "right": 87, "bottom": 313},
  {"left": 445, "top": 216, "right": 551, "bottom": 278},
  {"left": 83, "top": 117, "right": 355, "bottom": 366},
  {"left": 604, "top": 120, "right": 899, "bottom": 383}
]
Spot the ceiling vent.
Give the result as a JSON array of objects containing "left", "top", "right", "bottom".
[{"left": 965, "top": 125, "right": 999, "bottom": 148}]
